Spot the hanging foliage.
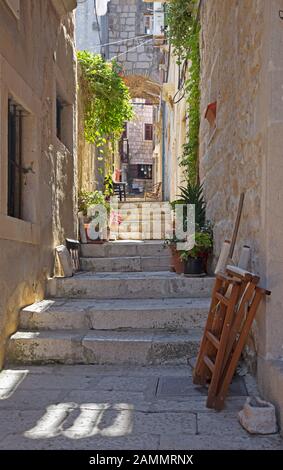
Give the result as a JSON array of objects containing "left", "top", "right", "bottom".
[
  {"left": 167, "top": 0, "right": 200, "bottom": 184},
  {"left": 77, "top": 51, "right": 133, "bottom": 147}
]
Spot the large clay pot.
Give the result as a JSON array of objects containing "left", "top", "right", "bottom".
[{"left": 170, "top": 245, "right": 184, "bottom": 274}]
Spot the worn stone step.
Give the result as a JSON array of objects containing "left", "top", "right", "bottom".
[
  {"left": 117, "top": 232, "right": 167, "bottom": 240},
  {"left": 117, "top": 223, "right": 172, "bottom": 234},
  {"left": 80, "top": 255, "right": 171, "bottom": 272},
  {"left": 118, "top": 202, "right": 167, "bottom": 210},
  {"left": 47, "top": 272, "right": 214, "bottom": 299},
  {"left": 81, "top": 241, "right": 170, "bottom": 258},
  {"left": 19, "top": 298, "right": 210, "bottom": 331},
  {"left": 7, "top": 329, "right": 202, "bottom": 365}
]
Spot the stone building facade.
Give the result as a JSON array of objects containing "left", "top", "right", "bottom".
[
  {"left": 0, "top": 0, "right": 77, "bottom": 368},
  {"left": 105, "top": 0, "right": 163, "bottom": 83},
  {"left": 126, "top": 99, "right": 154, "bottom": 192},
  {"left": 199, "top": 0, "right": 283, "bottom": 431}
]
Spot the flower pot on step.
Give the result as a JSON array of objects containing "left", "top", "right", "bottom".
[
  {"left": 170, "top": 246, "right": 184, "bottom": 274},
  {"left": 184, "top": 256, "right": 205, "bottom": 276}
]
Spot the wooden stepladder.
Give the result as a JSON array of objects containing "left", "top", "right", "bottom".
[{"left": 193, "top": 266, "right": 270, "bottom": 410}]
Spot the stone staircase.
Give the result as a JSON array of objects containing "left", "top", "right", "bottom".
[
  {"left": 115, "top": 202, "right": 172, "bottom": 240},
  {"left": 7, "top": 241, "right": 214, "bottom": 366}
]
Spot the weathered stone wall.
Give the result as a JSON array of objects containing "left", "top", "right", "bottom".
[
  {"left": 200, "top": 0, "right": 283, "bottom": 432},
  {"left": 0, "top": 0, "right": 77, "bottom": 368},
  {"left": 77, "top": 73, "right": 104, "bottom": 193},
  {"left": 162, "top": 53, "right": 187, "bottom": 202},
  {"left": 106, "top": 0, "right": 163, "bottom": 83},
  {"left": 200, "top": 0, "right": 264, "bottom": 275},
  {"left": 76, "top": 0, "right": 101, "bottom": 54}
]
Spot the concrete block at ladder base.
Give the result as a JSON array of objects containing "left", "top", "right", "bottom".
[{"left": 238, "top": 396, "right": 278, "bottom": 434}]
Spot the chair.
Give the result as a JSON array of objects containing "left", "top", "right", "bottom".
[
  {"left": 144, "top": 182, "right": 162, "bottom": 201},
  {"left": 112, "top": 169, "right": 127, "bottom": 201}
]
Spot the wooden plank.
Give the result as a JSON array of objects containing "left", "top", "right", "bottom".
[
  {"left": 206, "top": 282, "right": 241, "bottom": 408},
  {"left": 204, "top": 355, "right": 215, "bottom": 373},
  {"left": 213, "top": 288, "right": 265, "bottom": 410},
  {"left": 229, "top": 192, "right": 245, "bottom": 259},
  {"left": 215, "top": 292, "right": 230, "bottom": 306},
  {"left": 206, "top": 331, "right": 220, "bottom": 350},
  {"left": 226, "top": 265, "right": 260, "bottom": 284}
]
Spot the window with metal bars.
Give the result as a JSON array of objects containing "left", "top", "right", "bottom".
[
  {"left": 144, "top": 123, "right": 153, "bottom": 141},
  {"left": 8, "top": 98, "right": 23, "bottom": 219}
]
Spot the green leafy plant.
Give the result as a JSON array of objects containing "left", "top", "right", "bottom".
[
  {"left": 104, "top": 174, "right": 114, "bottom": 199},
  {"left": 171, "top": 182, "right": 206, "bottom": 228},
  {"left": 167, "top": 0, "right": 200, "bottom": 184},
  {"left": 77, "top": 51, "right": 133, "bottom": 147},
  {"left": 180, "top": 231, "right": 213, "bottom": 260},
  {"left": 78, "top": 190, "right": 109, "bottom": 216}
]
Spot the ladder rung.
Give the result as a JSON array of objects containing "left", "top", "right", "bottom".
[
  {"left": 215, "top": 292, "right": 230, "bottom": 306},
  {"left": 204, "top": 355, "right": 215, "bottom": 373},
  {"left": 206, "top": 331, "right": 220, "bottom": 350}
]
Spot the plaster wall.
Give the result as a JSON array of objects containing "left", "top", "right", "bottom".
[{"left": 0, "top": 0, "right": 77, "bottom": 368}]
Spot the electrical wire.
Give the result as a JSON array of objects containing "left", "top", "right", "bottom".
[
  {"left": 95, "top": 34, "right": 153, "bottom": 49},
  {"left": 112, "top": 38, "right": 153, "bottom": 60}
]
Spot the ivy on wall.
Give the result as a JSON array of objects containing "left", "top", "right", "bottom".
[
  {"left": 167, "top": 0, "right": 200, "bottom": 184},
  {"left": 77, "top": 51, "right": 133, "bottom": 148}
]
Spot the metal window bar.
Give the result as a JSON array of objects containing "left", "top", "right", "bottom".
[{"left": 8, "top": 99, "right": 23, "bottom": 219}]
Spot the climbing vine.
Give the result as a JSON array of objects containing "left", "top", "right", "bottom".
[
  {"left": 167, "top": 0, "right": 200, "bottom": 184},
  {"left": 77, "top": 51, "right": 133, "bottom": 147}
]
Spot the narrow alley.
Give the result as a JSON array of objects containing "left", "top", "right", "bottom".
[{"left": 1, "top": 0, "right": 283, "bottom": 457}]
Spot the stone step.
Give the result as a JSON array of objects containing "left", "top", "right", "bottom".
[
  {"left": 117, "top": 202, "right": 167, "bottom": 210},
  {"left": 19, "top": 298, "right": 210, "bottom": 331},
  {"left": 117, "top": 222, "right": 172, "bottom": 233},
  {"left": 81, "top": 241, "right": 170, "bottom": 258},
  {"left": 47, "top": 272, "right": 214, "bottom": 299},
  {"left": 80, "top": 255, "right": 171, "bottom": 272},
  {"left": 7, "top": 329, "right": 202, "bottom": 365},
  {"left": 117, "top": 232, "right": 167, "bottom": 240}
]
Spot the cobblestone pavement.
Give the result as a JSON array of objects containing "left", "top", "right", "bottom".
[{"left": 0, "top": 365, "right": 282, "bottom": 450}]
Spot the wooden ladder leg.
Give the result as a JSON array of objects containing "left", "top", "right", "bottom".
[
  {"left": 213, "top": 289, "right": 264, "bottom": 410},
  {"left": 193, "top": 277, "right": 223, "bottom": 385},
  {"left": 206, "top": 282, "right": 241, "bottom": 408}
]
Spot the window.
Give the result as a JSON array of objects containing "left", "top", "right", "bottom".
[
  {"left": 137, "top": 164, "right": 152, "bottom": 180},
  {"left": 56, "top": 92, "right": 72, "bottom": 151},
  {"left": 7, "top": 98, "right": 23, "bottom": 218},
  {"left": 144, "top": 14, "right": 153, "bottom": 35},
  {"left": 144, "top": 123, "right": 153, "bottom": 141},
  {"left": 56, "top": 96, "right": 63, "bottom": 141},
  {"left": 122, "top": 123, "right": 127, "bottom": 139}
]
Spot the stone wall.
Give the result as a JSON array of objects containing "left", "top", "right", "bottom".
[
  {"left": 105, "top": 0, "right": 163, "bottom": 83},
  {"left": 199, "top": 0, "right": 283, "bottom": 431},
  {"left": 0, "top": 0, "right": 77, "bottom": 368},
  {"left": 162, "top": 52, "right": 187, "bottom": 202},
  {"left": 76, "top": 0, "right": 101, "bottom": 54},
  {"left": 127, "top": 100, "right": 153, "bottom": 192}
]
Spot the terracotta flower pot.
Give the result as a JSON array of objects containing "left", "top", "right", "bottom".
[{"left": 170, "top": 245, "right": 184, "bottom": 274}]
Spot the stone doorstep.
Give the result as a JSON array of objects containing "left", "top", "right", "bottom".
[
  {"left": 80, "top": 255, "right": 171, "bottom": 273},
  {"left": 7, "top": 329, "right": 202, "bottom": 365},
  {"left": 47, "top": 272, "right": 215, "bottom": 299},
  {"left": 19, "top": 298, "right": 211, "bottom": 331}
]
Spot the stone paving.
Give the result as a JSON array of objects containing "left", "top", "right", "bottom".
[{"left": 0, "top": 365, "right": 282, "bottom": 450}]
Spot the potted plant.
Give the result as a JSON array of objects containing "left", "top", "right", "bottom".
[
  {"left": 164, "top": 235, "right": 185, "bottom": 274},
  {"left": 78, "top": 190, "right": 110, "bottom": 243},
  {"left": 180, "top": 230, "right": 213, "bottom": 276}
]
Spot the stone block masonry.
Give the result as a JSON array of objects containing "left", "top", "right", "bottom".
[{"left": 105, "top": 0, "right": 163, "bottom": 84}]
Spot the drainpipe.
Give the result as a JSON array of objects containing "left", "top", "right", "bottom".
[{"left": 161, "top": 100, "right": 166, "bottom": 201}]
